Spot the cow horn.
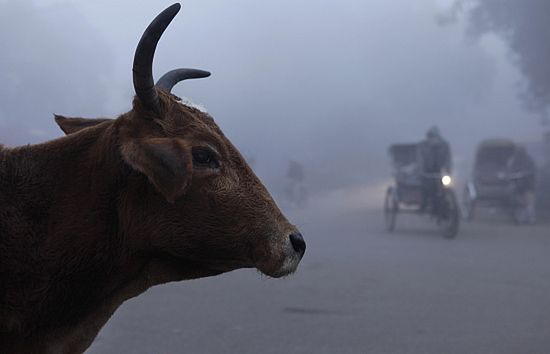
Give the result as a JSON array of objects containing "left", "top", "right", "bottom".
[
  {"left": 132, "top": 3, "right": 181, "bottom": 114},
  {"left": 156, "top": 69, "right": 211, "bottom": 93}
]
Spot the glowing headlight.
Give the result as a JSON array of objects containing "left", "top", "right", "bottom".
[{"left": 441, "top": 175, "right": 452, "bottom": 186}]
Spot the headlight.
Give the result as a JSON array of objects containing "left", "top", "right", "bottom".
[{"left": 441, "top": 175, "right": 452, "bottom": 186}]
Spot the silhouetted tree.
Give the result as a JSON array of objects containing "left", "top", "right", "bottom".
[{"left": 458, "top": 0, "right": 550, "bottom": 120}]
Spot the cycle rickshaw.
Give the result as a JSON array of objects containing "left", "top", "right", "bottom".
[
  {"left": 384, "top": 143, "right": 460, "bottom": 238},
  {"left": 462, "top": 139, "right": 536, "bottom": 224}
]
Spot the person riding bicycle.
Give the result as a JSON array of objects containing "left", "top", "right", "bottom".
[
  {"left": 506, "top": 146, "right": 537, "bottom": 223},
  {"left": 419, "top": 126, "right": 452, "bottom": 212}
]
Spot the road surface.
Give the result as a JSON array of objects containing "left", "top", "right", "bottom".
[{"left": 88, "top": 206, "right": 550, "bottom": 354}]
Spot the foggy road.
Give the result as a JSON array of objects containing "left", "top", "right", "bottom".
[
  {"left": 87, "top": 206, "right": 550, "bottom": 354},
  {"left": 3, "top": 2, "right": 550, "bottom": 353}
]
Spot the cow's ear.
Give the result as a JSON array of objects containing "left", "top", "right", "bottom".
[
  {"left": 121, "top": 138, "right": 192, "bottom": 203},
  {"left": 54, "top": 114, "right": 111, "bottom": 135}
]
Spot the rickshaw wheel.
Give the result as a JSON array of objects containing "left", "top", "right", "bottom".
[
  {"left": 439, "top": 189, "right": 460, "bottom": 239},
  {"left": 384, "top": 186, "right": 398, "bottom": 232},
  {"left": 511, "top": 193, "right": 535, "bottom": 225},
  {"left": 462, "top": 185, "right": 475, "bottom": 221}
]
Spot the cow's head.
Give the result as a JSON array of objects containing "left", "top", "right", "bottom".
[{"left": 55, "top": 4, "right": 305, "bottom": 279}]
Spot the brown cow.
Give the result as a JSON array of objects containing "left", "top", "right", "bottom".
[{"left": 0, "top": 4, "right": 305, "bottom": 353}]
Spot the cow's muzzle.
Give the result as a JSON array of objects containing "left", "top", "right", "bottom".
[
  {"left": 289, "top": 231, "right": 306, "bottom": 257},
  {"left": 257, "top": 229, "right": 306, "bottom": 278}
]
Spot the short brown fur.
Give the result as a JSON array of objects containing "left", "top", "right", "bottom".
[{"left": 0, "top": 91, "right": 302, "bottom": 353}]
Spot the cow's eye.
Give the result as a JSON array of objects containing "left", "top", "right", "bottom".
[{"left": 192, "top": 148, "right": 220, "bottom": 169}]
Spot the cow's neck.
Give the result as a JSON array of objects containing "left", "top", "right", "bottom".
[
  {"left": 1, "top": 123, "right": 147, "bottom": 347},
  {"left": 40, "top": 257, "right": 224, "bottom": 353},
  {"left": 1, "top": 124, "right": 225, "bottom": 353}
]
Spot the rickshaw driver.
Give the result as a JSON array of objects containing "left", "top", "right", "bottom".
[{"left": 419, "top": 126, "right": 452, "bottom": 212}]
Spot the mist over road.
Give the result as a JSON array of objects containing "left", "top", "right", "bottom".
[
  {"left": 1, "top": 2, "right": 549, "bottom": 353},
  {"left": 88, "top": 205, "right": 550, "bottom": 354}
]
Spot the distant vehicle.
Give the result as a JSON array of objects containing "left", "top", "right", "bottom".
[
  {"left": 462, "top": 139, "right": 537, "bottom": 224},
  {"left": 384, "top": 143, "right": 460, "bottom": 239}
]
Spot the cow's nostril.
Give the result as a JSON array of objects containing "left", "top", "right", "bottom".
[{"left": 289, "top": 232, "right": 306, "bottom": 256}]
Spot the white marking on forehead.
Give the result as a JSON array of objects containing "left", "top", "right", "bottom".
[{"left": 178, "top": 96, "right": 208, "bottom": 113}]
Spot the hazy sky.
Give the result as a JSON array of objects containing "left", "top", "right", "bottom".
[
  {"left": 0, "top": 0, "right": 544, "bottom": 193},
  {"left": 457, "top": 0, "right": 550, "bottom": 117}
]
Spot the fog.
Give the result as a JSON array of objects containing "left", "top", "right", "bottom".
[
  {"left": 452, "top": 0, "right": 550, "bottom": 119},
  {"left": 1, "top": 0, "right": 545, "bottom": 195},
  {"left": 1, "top": 1, "right": 549, "bottom": 353}
]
